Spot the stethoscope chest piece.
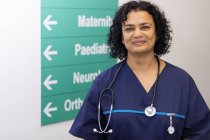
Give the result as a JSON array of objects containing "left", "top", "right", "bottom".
[
  {"left": 167, "top": 113, "right": 175, "bottom": 134},
  {"left": 145, "top": 106, "right": 156, "bottom": 117},
  {"left": 167, "top": 126, "right": 175, "bottom": 134}
]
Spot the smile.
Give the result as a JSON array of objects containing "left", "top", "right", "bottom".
[{"left": 132, "top": 40, "right": 146, "bottom": 46}]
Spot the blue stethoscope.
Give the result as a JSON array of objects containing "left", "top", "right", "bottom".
[{"left": 93, "top": 56, "right": 175, "bottom": 134}]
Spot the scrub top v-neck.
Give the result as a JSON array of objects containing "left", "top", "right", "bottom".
[
  {"left": 69, "top": 61, "right": 210, "bottom": 140},
  {"left": 125, "top": 62, "right": 157, "bottom": 94}
]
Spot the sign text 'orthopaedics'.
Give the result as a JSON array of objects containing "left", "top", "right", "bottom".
[{"left": 64, "top": 98, "right": 83, "bottom": 112}]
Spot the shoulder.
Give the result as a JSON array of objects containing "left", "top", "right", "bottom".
[
  {"left": 165, "top": 62, "right": 189, "bottom": 76},
  {"left": 164, "top": 61, "right": 196, "bottom": 89},
  {"left": 99, "top": 61, "right": 123, "bottom": 78},
  {"left": 94, "top": 60, "right": 125, "bottom": 88},
  {"left": 86, "top": 61, "right": 124, "bottom": 99},
  {"left": 165, "top": 61, "right": 192, "bottom": 79}
]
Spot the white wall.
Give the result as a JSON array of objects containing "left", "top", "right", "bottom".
[
  {"left": 0, "top": 0, "right": 209, "bottom": 140},
  {"left": 0, "top": 0, "right": 80, "bottom": 140}
]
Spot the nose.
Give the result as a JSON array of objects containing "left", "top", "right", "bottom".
[{"left": 133, "top": 28, "right": 143, "bottom": 38}]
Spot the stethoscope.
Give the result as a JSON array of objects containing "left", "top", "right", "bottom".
[{"left": 93, "top": 56, "right": 175, "bottom": 135}]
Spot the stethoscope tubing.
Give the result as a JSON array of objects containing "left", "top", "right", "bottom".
[
  {"left": 94, "top": 60, "right": 125, "bottom": 133},
  {"left": 94, "top": 56, "right": 160, "bottom": 133}
]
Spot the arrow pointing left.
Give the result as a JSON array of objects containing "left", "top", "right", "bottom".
[
  {"left": 43, "top": 45, "right": 58, "bottom": 61},
  {"left": 43, "top": 102, "right": 58, "bottom": 117},
  {"left": 43, "top": 75, "right": 58, "bottom": 90},
  {"left": 43, "top": 15, "right": 58, "bottom": 31}
]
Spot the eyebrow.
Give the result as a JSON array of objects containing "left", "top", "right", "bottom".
[{"left": 123, "top": 23, "right": 152, "bottom": 27}]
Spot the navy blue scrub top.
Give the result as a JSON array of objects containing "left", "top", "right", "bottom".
[{"left": 69, "top": 61, "right": 210, "bottom": 140}]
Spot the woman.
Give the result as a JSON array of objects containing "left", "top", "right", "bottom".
[{"left": 69, "top": 1, "right": 210, "bottom": 139}]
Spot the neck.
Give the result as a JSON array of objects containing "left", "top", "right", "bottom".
[{"left": 126, "top": 53, "right": 158, "bottom": 73}]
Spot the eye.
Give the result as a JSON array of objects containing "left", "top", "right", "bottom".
[
  {"left": 124, "top": 27, "right": 134, "bottom": 32},
  {"left": 141, "top": 26, "right": 150, "bottom": 31}
]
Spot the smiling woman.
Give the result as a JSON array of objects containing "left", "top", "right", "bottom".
[
  {"left": 69, "top": 1, "right": 210, "bottom": 140},
  {"left": 122, "top": 11, "right": 156, "bottom": 59}
]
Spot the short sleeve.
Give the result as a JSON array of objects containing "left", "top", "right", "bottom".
[
  {"left": 182, "top": 80, "right": 210, "bottom": 139},
  {"left": 69, "top": 76, "right": 105, "bottom": 140}
]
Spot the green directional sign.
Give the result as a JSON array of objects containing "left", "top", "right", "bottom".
[
  {"left": 41, "top": 0, "right": 118, "bottom": 125},
  {"left": 42, "top": 9, "right": 115, "bottom": 37},
  {"left": 42, "top": 61, "right": 116, "bottom": 97},
  {"left": 41, "top": 91, "right": 86, "bottom": 125},
  {"left": 42, "top": 37, "right": 112, "bottom": 67}
]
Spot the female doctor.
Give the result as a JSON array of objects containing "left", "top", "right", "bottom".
[{"left": 69, "top": 1, "right": 210, "bottom": 139}]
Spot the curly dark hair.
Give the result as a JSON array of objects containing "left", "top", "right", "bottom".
[{"left": 107, "top": 0, "right": 173, "bottom": 60}]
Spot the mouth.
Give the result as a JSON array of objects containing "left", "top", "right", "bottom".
[{"left": 131, "top": 40, "right": 146, "bottom": 46}]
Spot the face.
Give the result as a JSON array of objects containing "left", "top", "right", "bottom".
[{"left": 122, "top": 10, "right": 157, "bottom": 57}]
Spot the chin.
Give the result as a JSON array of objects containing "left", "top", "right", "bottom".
[{"left": 130, "top": 48, "right": 154, "bottom": 55}]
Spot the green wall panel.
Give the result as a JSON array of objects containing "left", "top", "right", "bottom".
[{"left": 41, "top": 0, "right": 118, "bottom": 125}]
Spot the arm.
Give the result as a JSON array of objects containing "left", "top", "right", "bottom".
[
  {"left": 182, "top": 82, "right": 210, "bottom": 140},
  {"left": 69, "top": 76, "right": 106, "bottom": 140}
]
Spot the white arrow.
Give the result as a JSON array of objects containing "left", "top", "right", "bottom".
[
  {"left": 43, "top": 75, "right": 58, "bottom": 90},
  {"left": 43, "top": 102, "right": 58, "bottom": 117},
  {"left": 43, "top": 45, "right": 58, "bottom": 61},
  {"left": 43, "top": 15, "right": 58, "bottom": 31}
]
